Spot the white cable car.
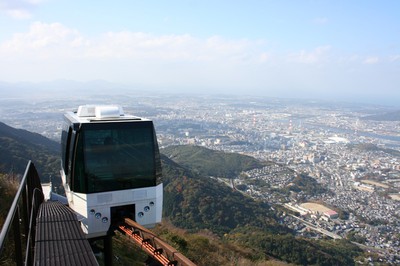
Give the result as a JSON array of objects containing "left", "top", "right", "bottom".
[{"left": 60, "top": 105, "right": 162, "bottom": 238}]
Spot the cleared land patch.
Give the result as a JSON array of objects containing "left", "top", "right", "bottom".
[
  {"left": 361, "top": 180, "right": 389, "bottom": 189},
  {"left": 300, "top": 202, "right": 333, "bottom": 214},
  {"left": 389, "top": 194, "right": 400, "bottom": 201}
]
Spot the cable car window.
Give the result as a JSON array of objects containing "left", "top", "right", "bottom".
[
  {"left": 74, "top": 130, "right": 86, "bottom": 192},
  {"left": 68, "top": 129, "right": 76, "bottom": 185},
  {"left": 73, "top": 121, "right": 160, "bottom": 193},
  {"left": 61, "top": 124, "right": 76, "bottom": 187},
  {"left": 61, "top": 125, "right": 68, "bottom": 174}
]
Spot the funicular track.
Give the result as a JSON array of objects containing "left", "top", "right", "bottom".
[{"left": 118, "top": 218, "right": 196, "bottom": 266}]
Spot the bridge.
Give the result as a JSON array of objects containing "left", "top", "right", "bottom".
[{"left": 0, "top": 161, "right": 196, "bottom": 266}]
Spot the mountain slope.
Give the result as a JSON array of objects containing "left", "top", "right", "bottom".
[
  {"left": 0, "top": 121, "right": 60, "bottom": 182},
  {"left": 162, "top": 145, "right": 267, "bottom": 178},
  {"left": 162, "top": 153, "right": 284, "bottom": 235},
  {"left": 0, "top": 122, "right": 59, "bottom": 152},
  {"left": 0, "top": 174, "right": 18, "bottom": 229}
]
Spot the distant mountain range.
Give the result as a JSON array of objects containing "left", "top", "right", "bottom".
[
  {"left": 0, "top": 80, "right": 158, "bottom": 100},
  {"left": 0, "top": 122, "right": 363, "bottom": 265}
]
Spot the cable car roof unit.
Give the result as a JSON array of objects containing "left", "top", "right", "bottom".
[{"left": 65, "top": 105, "right": 145, "bottom": 128}]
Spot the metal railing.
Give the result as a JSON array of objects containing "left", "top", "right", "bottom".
[{"left": 0, "top": 161, "right": 44, "bottom": 266}]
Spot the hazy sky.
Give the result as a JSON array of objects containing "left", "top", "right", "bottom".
[{"left": 0, "top": 0, "right": 399, "bottom": 105}]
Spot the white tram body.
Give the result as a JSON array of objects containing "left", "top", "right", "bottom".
[{"left": 60, "top": 105, "right": 163, "bottom": 238}]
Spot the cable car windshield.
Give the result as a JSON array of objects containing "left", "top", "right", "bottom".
[{"left": 73, "top": 121, "right": 161, "bottom": 193}]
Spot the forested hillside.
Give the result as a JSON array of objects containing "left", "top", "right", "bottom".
[
  {"left": 162, "top": 145, "right": 267, "bottom": 178},
  {"left": 161, "top": 154, "right": 285, "bottom": 235},
  {"left": 0, "top": 121, "right": 59, "bottom": 183},
  {"left": 0, "top": 174, "right": 18, "bottom": 229}
]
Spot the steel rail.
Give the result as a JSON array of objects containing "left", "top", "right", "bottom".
[{"left": 119, "top": 218, "right": 196, "bottom": 266}]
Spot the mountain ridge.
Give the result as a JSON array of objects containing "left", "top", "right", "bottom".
[
  {"left": 162, "top": 144, "right": 267, "bottom": 178},
  {"left": 0, "top": 121, "right": 59, "bottom": 182}
]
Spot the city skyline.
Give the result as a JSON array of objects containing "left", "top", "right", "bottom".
[{"left": 0, "top": 0, "right": 399, "bottom": 106}]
